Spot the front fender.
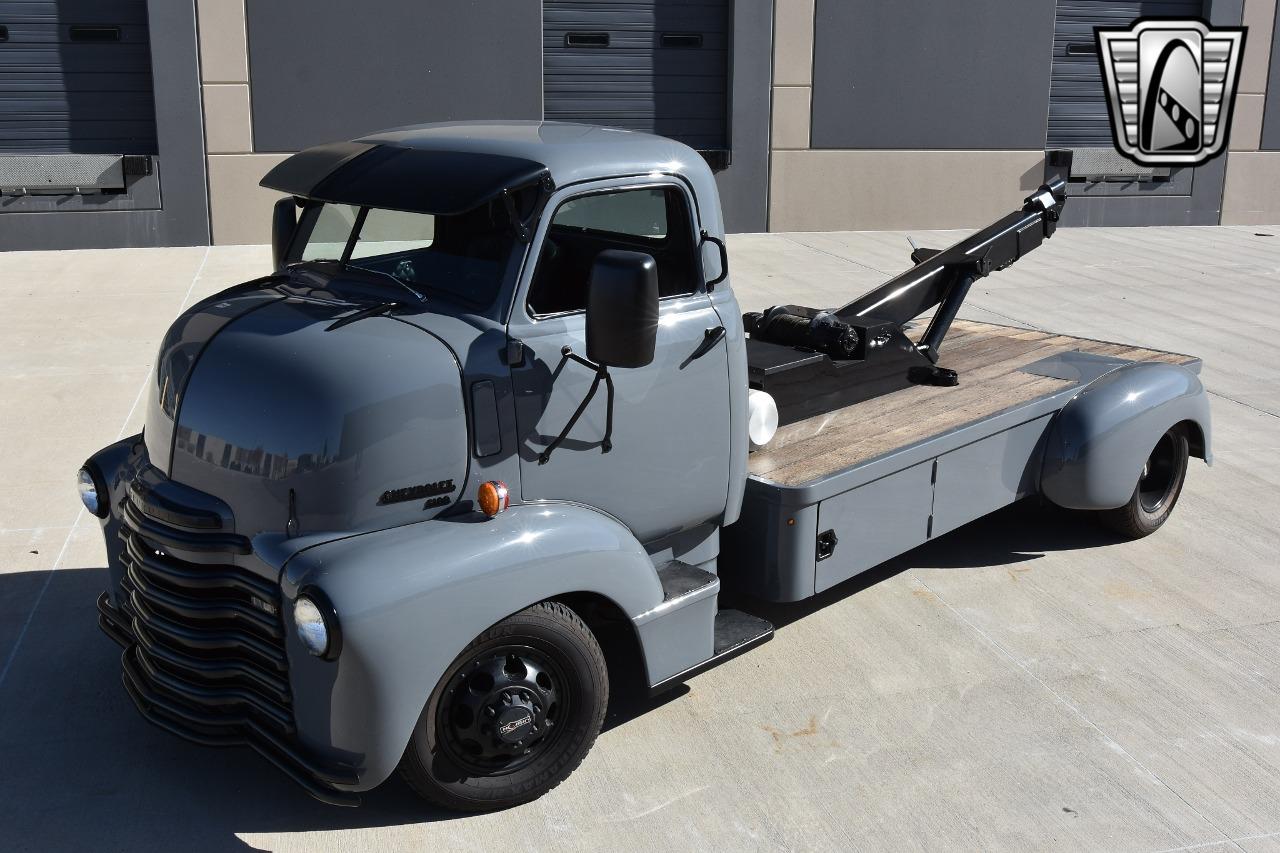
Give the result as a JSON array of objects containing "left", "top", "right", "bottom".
[
  {"left": 279, "top": 502, "right": 662, "bottom": 791},
  {"left": 1041, "top": 361, "right": 1211, "bottom": 511}
]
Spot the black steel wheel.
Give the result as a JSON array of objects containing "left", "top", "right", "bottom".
[
  {"left": 399, "top": 601, "right": 608, "bottom": 811},
  {"left": 1098, "top": 428, "right": 1190, "bottom": 539}
]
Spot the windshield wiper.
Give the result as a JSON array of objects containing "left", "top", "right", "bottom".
[
  {"left": 325, "top": 300, "right": 400, "bottom": 332},
  {"left": 340, "top": 263, "right": 427, "bottom": 303}
]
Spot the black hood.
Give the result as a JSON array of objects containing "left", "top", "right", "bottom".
[{"left": 144, "top": 280, "right": 469, "bottom": 540}]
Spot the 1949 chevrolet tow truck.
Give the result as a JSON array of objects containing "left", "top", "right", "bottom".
[{"left": 82, "top": 121, "right": 1210, "bottom": 811}]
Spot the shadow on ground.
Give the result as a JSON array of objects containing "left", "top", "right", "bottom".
[
  {"left": 0, "top": 560, "right": 684, "bottom": 852},
  {"left": 0, "top": 501, "right": 1109, "bottom": 850}
]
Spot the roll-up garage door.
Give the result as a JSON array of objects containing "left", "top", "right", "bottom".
[
  {"left": 1048, "top": 1, "right": 1203, "bottom": 149},
  {"left": 543, "top": 0, "right": 730, "bottom": 158},
  {"left": 0, "top": 0, "right": 157, "bottom": 193}
]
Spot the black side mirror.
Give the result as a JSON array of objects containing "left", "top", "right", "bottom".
[
  {"left": 586, "top": 250, "right": 659, "bottom": 369},
  {"left": 271, "top": 197, "right": 297, "bottom": 273}
]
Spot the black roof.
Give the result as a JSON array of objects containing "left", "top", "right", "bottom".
[{"left": 260, "top": 140, "right": 549, "bottom": 215}]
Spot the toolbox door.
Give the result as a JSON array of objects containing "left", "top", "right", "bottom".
[
  {"left": 932, "top": 415, "right": 1052, "bottom": 537},
  {"left": 815, "top": 461, "right": 934, "bottom": 593}
]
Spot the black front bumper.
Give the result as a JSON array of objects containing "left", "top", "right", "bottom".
[{"left": 97, "top": 483, "right": 361, "bottom": 806}]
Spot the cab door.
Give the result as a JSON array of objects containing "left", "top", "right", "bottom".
[{"left": 508, "top": 181, "right": 731, "bottom": 543}]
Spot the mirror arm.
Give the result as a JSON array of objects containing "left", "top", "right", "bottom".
[
  {"left": 538, "top": 346, "right": 615, "bottom": 465},
  {"left": 700, "top": 230, "right": 729, "bottom": 290}
]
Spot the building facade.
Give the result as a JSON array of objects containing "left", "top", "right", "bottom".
[{"left": 2, "top": 0, "right": 1278, "bottom": 251}]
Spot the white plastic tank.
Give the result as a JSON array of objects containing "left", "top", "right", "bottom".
[{"left": 747, "top": 389, "right": 778, "bottom": 450}]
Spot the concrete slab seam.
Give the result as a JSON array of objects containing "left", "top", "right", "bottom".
[
  {"left": 777, "top": 234, "right": 895, "bottom": 276},
  {"left": 1150, "top": 827, "right": 1280, "bottom": 853}
]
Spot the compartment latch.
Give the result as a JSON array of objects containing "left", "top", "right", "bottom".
[{"left": 816, "top": 529, "right": 838, "bottom": 561}]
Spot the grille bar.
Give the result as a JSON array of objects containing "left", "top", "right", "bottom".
[
  {"left": 122, "top": 499, "right": 250, "bottom": 555},
  {"left": 121, "top": 583, "right": 288, "bottom": 672},
  {"left": 125, "top": 558, "right": 283, "bottom": 639},
  {"left": 130, "top": 643, "right": 294, "bottom": 733},
  {"left": 131, "top": 619, "right": 292, "bottom": 704},
  {"left": 123, "top": 532, "right": 276, "bottom": 599}
]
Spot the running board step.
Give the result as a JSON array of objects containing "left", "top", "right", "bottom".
[
  {"left": 649, "top": 609, "right": 774, "bottom": 695},
  {"left": 656, "top": 559, "right": 718, "bottom": 604}
]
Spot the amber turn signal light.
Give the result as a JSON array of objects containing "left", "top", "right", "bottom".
[{"left": 477, "top": 480, "right": 510, "bottom": 517}]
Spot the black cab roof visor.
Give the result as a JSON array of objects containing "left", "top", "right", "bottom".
[{"left": 260, "top": 142, "right": 551, "bottom": 216}]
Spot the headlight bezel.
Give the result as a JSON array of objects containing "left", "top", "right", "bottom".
[
  {"left": 77, "top": 464, "right": 109, "bottom": 519},
  {"left": 293, "top": 587, "right": 342, "bottom": 661}
]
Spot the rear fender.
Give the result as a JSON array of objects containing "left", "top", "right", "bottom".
[
  {"left": 279, "top": 502, "right": 662, "bottom": 791},
  {"left": 1040, "top": 361, "right": 1211, "bottom": 511}
]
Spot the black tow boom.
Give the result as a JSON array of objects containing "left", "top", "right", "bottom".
[{"left": 745, "top": 178, "right": 1067, "bottom": 425}]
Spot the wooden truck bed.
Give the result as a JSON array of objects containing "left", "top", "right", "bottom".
[{"left": 748, "top": 320, "right": 1198, "bottom": 488}]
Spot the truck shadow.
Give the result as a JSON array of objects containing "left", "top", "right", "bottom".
[
  {"left": 723, "top": 499, "right": 1126, "bottom": 629},
  {"left": 0, "top": 565, "right": 492, "bottom": 850},
  {"left": 0, "top": 562, "right": 687, "bottom": 850}
]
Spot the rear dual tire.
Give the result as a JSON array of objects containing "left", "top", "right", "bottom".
[{"left": 398, "top": 601, "right": 608, "bottom": 812}]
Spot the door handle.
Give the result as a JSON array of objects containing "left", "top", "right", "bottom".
[{"left": 682, "top": 325, "right": 726, "bottom": 368}]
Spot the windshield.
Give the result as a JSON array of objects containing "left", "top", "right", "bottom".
[{"left": 291, "top": 199, "right": 519, "bottom": 311}]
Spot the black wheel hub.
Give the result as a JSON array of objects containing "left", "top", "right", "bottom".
[
  {"left": 1138, "top": 432, "right": 1178, "bottom": 513},
  {"left": 438, "top": 646, "right": 563, "bottom": 774}
]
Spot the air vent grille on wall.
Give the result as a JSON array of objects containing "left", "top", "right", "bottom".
[
  {"left": 0, "top": 154, "right": 136, "bottom": 195},
  {"left": 1069, "top": 148, "right": 1171, "bottom": 183}
]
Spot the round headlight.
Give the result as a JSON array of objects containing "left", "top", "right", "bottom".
[
  {"left": 293, "top": 592, "right": 340, "bottom": 659},
  {"left": 293, "top": 596, "right": 329, "bottom": 657},
  {"left": 77, "top": 467, "right": 104, "bottom": 517}
]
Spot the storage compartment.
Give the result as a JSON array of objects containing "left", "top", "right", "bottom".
[
  {"left": 814, "top": 461, "right": 934, "bottom": 593},
  {"left": 932, "top": 415, "right": 1053, "bottom": 537}
]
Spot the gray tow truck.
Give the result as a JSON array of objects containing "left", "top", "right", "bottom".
[{"left": 82, "top": 121, "right": 1211, "bottom": 811}]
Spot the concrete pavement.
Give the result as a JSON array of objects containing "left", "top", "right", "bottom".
[{"left": 1, "top": 225, "right": 1278, "bottom": 852}]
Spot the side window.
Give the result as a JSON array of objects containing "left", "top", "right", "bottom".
[
  {"left": 553, "top": 189, "right": 668, "bottom": 237},
  {"left": 526, "top": 186, "right": 698, "bottom": 317}
]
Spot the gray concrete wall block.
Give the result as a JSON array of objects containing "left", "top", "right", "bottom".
[{"left": 809, "top": 0, "right": 1056, "bottom": 150}]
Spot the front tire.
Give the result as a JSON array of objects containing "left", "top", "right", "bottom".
[
  {"left": 1097, "top": 428, "right": 1190, "bottom": 539},
  {"left": 399, "top": 601, "right": 608, "bottom": 812}
]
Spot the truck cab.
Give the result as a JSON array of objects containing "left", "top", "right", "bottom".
[{"left": 83, "top": 121, "right": 1209, "bottom": 812}]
